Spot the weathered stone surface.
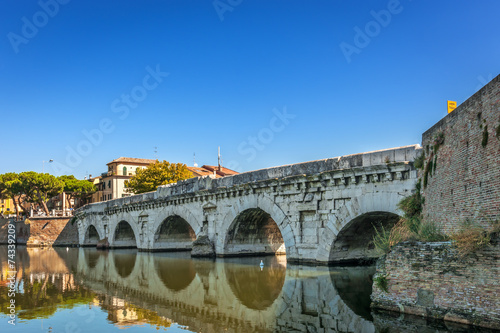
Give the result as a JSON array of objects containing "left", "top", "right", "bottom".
[
  {"left": 191, "top": 235, "right": 215, "bottom": 257},
  {"left": 73, "top": 145, "right": 420, "bottom": 263},
  {"left": 371, "top": 239, "right": 500, "bottom": 330},
  {"left": 422, "top": 74, "right": 500, "bottom": 233},
  {"left": 0, "top": 217, "right": 78, "bottom": 247},
  {"left": 96, "top": 237, "right": 109, "bottom": 249}
]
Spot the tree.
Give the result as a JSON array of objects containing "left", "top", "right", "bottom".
[
  {"left": 18, "top": 172, "right": 64, "bottom": 215},
  {"left": 0, "top": 172, "right": 25, "bottom": 217},
  {"left": 125, "top": 160, "right": 193, "bottom": 194},
  {"left": 59, "top": 175, "right": 96, "bottom": 208}
]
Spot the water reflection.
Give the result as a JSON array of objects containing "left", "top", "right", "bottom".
[
  {"left": 224, "top": 257, "right": 286, "bottom": 310},
  {"left": 0, "top": 246, "right": 495, "bottom": 333},
  {"left": 154, "top": 254, "right": 196, "bottom": 291},
  {"left": 330, "top": 265, "right": 376, "bottom": 321},
  {"left": 113, "top": 250, "right": 137, "bottom": 278}
]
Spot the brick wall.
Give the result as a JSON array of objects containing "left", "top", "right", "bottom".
[
  {"left": 371, "top": 239, "right": 500, "bottom": 330},
  {"left": 421, "top": 74, "right": 500, "bottom": 233}
]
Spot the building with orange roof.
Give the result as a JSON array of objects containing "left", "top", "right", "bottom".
[{"left": 90, "top": 158, "right": 238, "bottom": 203}]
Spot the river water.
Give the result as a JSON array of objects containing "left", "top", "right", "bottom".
[{"left": 0, "top": 246, "right": 494, "bottom": 332}]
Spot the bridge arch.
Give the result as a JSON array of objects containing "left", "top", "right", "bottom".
[
  {"left": 219, "top": 194, "right": 297, "bottom": 258},
  {"left": 318, "top": 192, "right": 403, "bottom": 263},
  {"left": 149, "top": 206, "right": 201, "bottom": 249},
  {"left": 153, "top": 215, "right": 196, "bottom": 251},
  {"left": 83, "top": 224, "right": 101, "bottom": 246},
  {"left": 110, "top": 220, "right": 139, "bottom": 248}
]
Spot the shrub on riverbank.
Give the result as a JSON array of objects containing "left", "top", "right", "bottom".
[
  {"left": 450, "top": 218, "right": 499, "bottom": 257},
  {"left": 374, "top": 188, "right": 497, "bottom": 256}
]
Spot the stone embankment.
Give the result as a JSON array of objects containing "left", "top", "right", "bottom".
[
  {"left": 0, "top": 217, "right": 78, "bottom": 247},
  {"left": 371, "top": 238, "right": 500, "bottom": 330}
]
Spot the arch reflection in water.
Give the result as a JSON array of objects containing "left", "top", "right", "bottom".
[
  {"left": 112, "top": 250, "right": 137, "bottom": 279},
  {"left": 83, "top": 248, "right": 106, "bottom": 269},
  {"left": 153, "top": 253, "right": 196, "bottom": 291},
  {"left": 329, "top": 265, "right": 376, "bottom": 321},
  {"left": 224, "top": 257, "right": 286, "bottom": 310}
]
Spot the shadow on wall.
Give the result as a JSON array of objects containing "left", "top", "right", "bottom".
[{"left": 329, "top": 211, "right": 400, "bottom": 264}]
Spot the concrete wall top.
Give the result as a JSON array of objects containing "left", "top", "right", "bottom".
[{"left": 79, "top": 145, "right": 420, "bottom": 213}]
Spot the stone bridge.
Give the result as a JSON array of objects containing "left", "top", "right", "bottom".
[{"left": 75, "top": 145, "right": 421, "bottom": 264}]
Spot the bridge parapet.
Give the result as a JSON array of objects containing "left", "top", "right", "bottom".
[{"left": 78, "top": 144, "right": 421, "bottom": 215}]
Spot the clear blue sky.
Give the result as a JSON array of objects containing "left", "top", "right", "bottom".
[{"left": 1, "top": 0, "right": 499, "bottom": 178}]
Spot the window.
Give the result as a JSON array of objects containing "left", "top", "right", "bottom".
[
  {"left": 102, "top": 182, "right": 105, "bottom": 189},
  {"left": 108, "top": 180, "right": 111, "bottom": 188},
  {"left": 123, "top": 166, "right": 127, "bottom": 175}
]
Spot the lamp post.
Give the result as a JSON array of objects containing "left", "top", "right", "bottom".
[{"left": 42, "top": 159, "right": 53, "bottom": 173}]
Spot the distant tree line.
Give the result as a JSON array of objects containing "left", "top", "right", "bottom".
[{"left": 0, "top": 172, "right": 96, "bottom": 217}]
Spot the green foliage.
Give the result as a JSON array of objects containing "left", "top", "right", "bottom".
[
  {"left": 18, "top": 172, "right": 64, "bottom": 214},
  {"left": 1, "top": 172, "right": 93, "bottom": 213},
  {"left": 496, "top": 124, "right": 500, "bottom": 140},
  {"left": 125, "top": 160, "right": 193, "bottom": 194},
  {"left": 488, "top": 217, "right": 500, "bottom": 234},
  {"left": 373, "top": 220, "right": 413, "bottom": 254},
  {"left": 413, "top": 153, "right": 425, "bottom": 169},
  {"left": 433, "top": 132, "right": 445, "bottom": 153},
  {"left": 417, "top": 220, "right": 448, "bottom": 242},
  {"left": 481, "top": 125, "right": 489, "bottom": 147},
  {"left": 59, "top": 175, "right": 96, "bottom": 207},
  {"left": 397, "top": 192, "right": 422, "bottom": 218},
  {"left": 374, "top": 274, "right": 389, "bottom": 293},
  {"left": 373, "top": 225, "right": 392, "bottom": 254},
  {"left": 423, "top": 153, "right": 433, "bottom": 188}
]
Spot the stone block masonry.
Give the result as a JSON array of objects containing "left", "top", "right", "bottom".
[
  {"left": 0, "top": 217, "right": 79, "bottom": 247},
  {"left": 371, "top": 239, "right": 500, "bottom": 330},
  {"left": 422, "top": 74, "right": 500, "bottom": 233}
]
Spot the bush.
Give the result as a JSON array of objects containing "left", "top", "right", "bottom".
[
  {"left": 374, "top": 274, "right": 389, "bottom": 293},
  {"left": 373, "top": 219, "right": 414, "bottom": 254},
  {"left": 398, "top": 192, "right": 422, "bottom": 218},
  {"left": 488, "top": 218, "right": 500, "bottom": 234},
  {"left": 414, "top": 153, "right": 425, "bottom": 169},
  {"left": 450, "top": 220, "right": 491, "bottom": 257},
  {"left": 417, "top": 220, "right": 448, "bottom": 242}
]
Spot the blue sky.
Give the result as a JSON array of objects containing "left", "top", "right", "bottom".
[{"left": 1, "top": 0, "right": 499, "bottom": 178}]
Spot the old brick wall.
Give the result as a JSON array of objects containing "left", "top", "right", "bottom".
[
  {"left": 421, "top": 74, "right": 500, "bottom": 233},
  {"left": 0, "top": 217, "right": 79, "bottom": 246},
  {"left": 371, "top": 240, "right": 500, "bottom": 330}
]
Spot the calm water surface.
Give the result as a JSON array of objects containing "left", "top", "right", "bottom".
[{"left": 0, "top": 246, "right": 494, "bottom": 332}]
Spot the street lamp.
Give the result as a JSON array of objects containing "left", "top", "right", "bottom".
[{"left": 42, "top": 159, "right": 53, "bottom": 173}]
